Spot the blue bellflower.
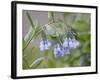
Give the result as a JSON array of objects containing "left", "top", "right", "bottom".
[
  {"left": 40, "top": 39, "right": 51, "bottom": 51},
  {"left": 63, "top": 38, "right": 79, "bottom": 49},
  {"left": 63, "top": 47, "right": 70, "bottom": 54},
  {"left": 63, "top": 38, "right": 68, "bottom": 47},
  {"left": 68, "top": 38, "right": 79, "bottom": 49},
  {"left": 54, "top": 43, "right": 70, "bottom": 58},
  {"left": 54, "top": 43, "right": 63, "bottom": 58}
]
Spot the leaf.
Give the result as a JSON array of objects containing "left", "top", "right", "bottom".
[
  {"left": 23, "top": 57, "right": 29, "bottom": 69},
  {"left": 46, "top": 25, "right": 56, "bottom": 35},
  {"left": 23, "top": 38, "right": 27, "bottom": 49},
  {"left": 48, "top": 59, "right": 55, "bottom": 68},
  {"left": 78, "top": 34, "right": 90, "bottom": 42},
  {"left": 30, "top": 57, "right": 44, "bottom": 68},
  {"left": 62, "top": 12, "right": 70, "bottom": 18},
  {"left": 24, "top": 27, "right": 35, "bottom": 44},
  {"left": 23, "top": 26, "right": 43, "bottom": 51},
  {"left": 26, "top": 12, "right": 36, "bottom": 29},
  {"left": 82, "top": 41, "right": 90, "bottom": 53},
  {"left": 48, "top": 12, "right": 55, "bottom": 22},
  {"left": 73, "top": 20, "right": 89, "bottom": 31},
  {"left": 23, "top": 27, "right": 35, "bottom": 50},
  {"left": 34, "top": 27, "right": 43, "bottom": 39}
]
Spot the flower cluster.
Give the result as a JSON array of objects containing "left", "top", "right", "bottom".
[
  {"left": 40, "top": 39, "right": 51, "bottom": 51},
  {"left": 54, "top": 38, "right": 79, "bottom": 58},
  {"left": 54, "top": 44, "right": 70, "bottom": 58},
  {"left": 63, "top": 38, "right": 79, "bottom": 49},
  {"left": 39, "top": 37, "right": 79, "bottom": 58}
]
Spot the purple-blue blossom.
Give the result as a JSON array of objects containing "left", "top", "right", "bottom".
[
  {"left": 54, "top": 43, "right": 63, "bottom": 58},
  {"left": 54, "top": 43, "right": 70, "bottom": 58},
  {"left": 68, "top": 38, "right": 79, "bottom": 49},
  {"left": 40, "top": 39, "right": 51, "bottom": 51},
  {"left": 63, "top": 47, "right": 70, "bottom": 54},
  {"left": 63, "top": 38, "right": 68, "bottom": 47},
  {"left": 63, "top": 38, "right": 79, "bottom": 49},
  {"left": 40, "top": 37, "right": 79, "bottom": 58}
]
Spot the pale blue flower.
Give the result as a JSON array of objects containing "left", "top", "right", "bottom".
[
  {"left": 63, "top": 47, "right": 70, "bottom": 54},
  {"left": 63, "top": 38, "right": 68, "bottom": 47},
  {"left": 54, "top": 47, "right": 60, "bottom": 58},
  {"left": 54, "top": 43, "right": 70, "bottom": 58},
  {"left": 69, "top": 38, "right": 79, "bottom": 49},
  {"left": 40, "top": 39, "right": 51, "bottom": 51},
  {"left": 54, "top": 43, "right": 62, "bottom": 58},
  {"left": 47, "top": 40, "right": 51, "bottom": 47},
  {"left": 63, "top": 38, "right": 79, "bottom": 49}
]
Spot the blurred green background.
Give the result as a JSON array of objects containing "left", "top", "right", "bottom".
[{"left": 22, "top": 10, "right": 91, "bottom": 69}]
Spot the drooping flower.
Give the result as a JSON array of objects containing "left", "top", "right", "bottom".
[
  {"left": 40, "top": 39, "right": 51, "bottom": 51},
  {"left": 54, "top": 43, "right": 63, "bottom": 58},
  {"left": 63, "top": 38, "right": 68, "bottom": 47},
  {"left": 63, "top": 47, "right": 70, "bottom": 54},
  {"left": 68, "top": 38, "right": 79, "bottom": 49},
  {"left": 53, "top": 43, "right": 70, "bottom": 58},
  {"left": 63, "top": 38, "right": 79, "bottom": 49},
  {"left": 54, "top": 47, "right": 60, "bottom": 58}
]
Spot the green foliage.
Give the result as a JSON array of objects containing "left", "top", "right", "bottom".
[
  {"left": 23, "top": 11, "right": 91, "bottom": 69},
  {"left": 30, "top": 57, "right": 44, "bottom": 69},
  {"left": 26, "top": 12, "right": 36, "bottom": 29},
  {"left": 48, "top": 12, "right": 55, "bottom": 22}
]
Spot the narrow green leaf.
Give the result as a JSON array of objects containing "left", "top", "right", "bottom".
[
  {"left": 48, "top": 12, "right": 55, "bottom": 22},
  {"left": 23, "top": 38, "right": 27, "bottom": 49},
  {"left": 26, "top": 12, "right": 35, "bottom": 29},
  {"left": 24, "top": 27, "right": 35, "bottom": 44},
  {"left": 34, "top": 27, "right": 43, "bottom": 39},
  {"left": 30, "top": 57, "right": 44, "bottom": 68},
  {"left": 23, "top": 27, "right": 34, "bottom": 50},
  {"left": 23, "top": 26, "right": 43, "bottom": 51}
]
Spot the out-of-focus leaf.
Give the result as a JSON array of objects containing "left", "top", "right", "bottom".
[
  {"left": 62, "top": 12, "right": 70, "bottom": 18},
  {"left": 30, "top": 57, "right": 44, "bottom": 68},
  {"left": 23, "top": 57, "right": 29, "bottom": 69},
  {"left": 82, "top": 41, "right": 90, "bottom": 53},
  {"left": 78, "top": 34, "right": 90, "bottom": 42},
  {"left": 48, "top": 59, "right": 55, "bottom": 68},
  {"left": 26, "top": 12, "right": 36, "bottom": 29},
  {"left": 48, "top": 12, "right": 55, "bottom": 22},
  {"left": 78, "top": 53, "right": 90, "bottom": 66},
  {"left": 58, "top": 21, "right": 67, "bottom": 33},
  {"left": 73, "top": 20, "right": 89, "bottom": 31},
  {"left": 46, "top": 25, "right": 56, "bottom": 35}
]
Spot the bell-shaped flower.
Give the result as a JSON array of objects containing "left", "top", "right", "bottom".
[
  {"left": 54, "top": 43, "right": 62, "bottom": 58},
  {"left": 40, "top": 39, "right": 51, "bottom": 51},
  {"left": 54, "top": 43, "right": 70, "bottom": 58},
  {"left": 63, "top": 38, "right": 68, "bottom": 47},
  {"left": 69, "top": 38, "right": 79, "bottom": 49},
  {"left": 63, "top": 47, "right": 70, "bottom": 54}
]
